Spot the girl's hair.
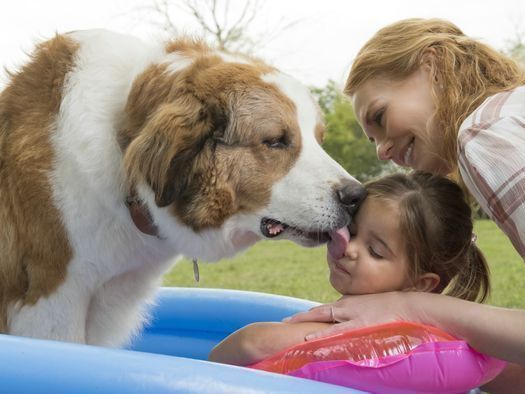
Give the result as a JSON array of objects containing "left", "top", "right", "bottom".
[
  {"left": 365, "top": 171, "right": 490, "bottom": 302},
  {"left": 345, "top": 18, "right": 525, "bottom": 178}
]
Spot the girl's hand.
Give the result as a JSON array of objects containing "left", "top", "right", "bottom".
[{"left": 284, "top": 292, "right": 426, "bottom": 340}]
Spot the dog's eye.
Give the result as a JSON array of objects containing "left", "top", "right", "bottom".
[{"left": 263, "top": 135, "right": 288, "bottom": 149}]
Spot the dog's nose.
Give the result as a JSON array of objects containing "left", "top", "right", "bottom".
[{"left": 337, "top": 181, "right": 367, "bottom": 216}]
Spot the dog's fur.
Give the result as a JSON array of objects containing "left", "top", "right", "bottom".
[{"left": 0, "top": 30, "right": 361, "bottom": 347}]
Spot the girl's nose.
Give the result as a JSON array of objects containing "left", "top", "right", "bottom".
[
  {"left": 345, "top": 241, "right": 359, "bottom": 260},
  {"left": 376, "top": 139, "right": 394, "bottom": 161}
]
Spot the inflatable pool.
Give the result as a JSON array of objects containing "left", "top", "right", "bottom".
[
  {"left": 0, "top": 287, "right": 361, "bottom": 393},
  {"left": 0, "top": 287, "right": 499, "bottom": 393}
]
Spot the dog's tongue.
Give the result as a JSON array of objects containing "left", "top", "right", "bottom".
[{"left": 327, "top": 227, "right": 350, "bottom": 261}]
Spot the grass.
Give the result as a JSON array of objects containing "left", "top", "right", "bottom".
[{"left": 163, "top": 219, "right": 525, "bottom": 308}]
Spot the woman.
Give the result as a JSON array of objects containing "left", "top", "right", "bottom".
[{"left": 286, "top": 18, "right": 525, "bottom": 391}]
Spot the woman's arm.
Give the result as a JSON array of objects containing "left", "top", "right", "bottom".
[
  {"left": 481, "top": 363, "right": 525, "bottom": 393},
  {"left": 208, "top": 321, "right": 332, "bottom": 366},
  {"left": 285, "top": 291, "right": 525, "bottom": 365}
]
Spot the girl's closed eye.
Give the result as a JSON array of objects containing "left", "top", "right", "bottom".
[{"left": 368, "top": 245, "right": 384, "bottom": 259}]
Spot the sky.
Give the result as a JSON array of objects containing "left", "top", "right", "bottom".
[{"left": 1, "top": 0, "right": 524, "bottom": 88}]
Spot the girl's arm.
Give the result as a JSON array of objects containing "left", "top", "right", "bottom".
[{"left": 208, "top": 321, "right": 332, "bottom": 366}]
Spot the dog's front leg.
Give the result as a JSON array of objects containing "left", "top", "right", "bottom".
[
  {"left": 85, "top": 261, "right": 171, "bottom": 348},
  {"left": 7, "top": 277, "right": 89, "bottom": 343}
]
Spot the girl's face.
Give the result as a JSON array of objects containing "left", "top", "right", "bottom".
[
  {"left": 351, "top": 67, "right": 451, "bottom": 175},
  {"left": 327, "top": 197, "right": 412, "bottom": 295}
]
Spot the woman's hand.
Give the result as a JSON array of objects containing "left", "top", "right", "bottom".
[
  {"left": 284, "top": 292, "right": 426, "bottom": 340},
  {"left": 286, "top": 290, "right": 525, "bottom": 367}
]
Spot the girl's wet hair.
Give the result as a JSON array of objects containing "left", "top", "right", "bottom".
[
  {"left": 365, "top": 171, "right": 490, "bottom": 302},
  {"left": 345, "top": 18, "right": 525, "bottom": 180}
]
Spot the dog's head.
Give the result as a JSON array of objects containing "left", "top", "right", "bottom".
[{"left": 120, "top": 39, "right": 365, "bottom": 260}]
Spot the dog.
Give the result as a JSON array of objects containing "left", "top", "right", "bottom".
[{"left": 0, "top": 29, "right": 365, "bottom": 347}]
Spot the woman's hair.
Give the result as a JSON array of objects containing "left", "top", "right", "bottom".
[
  {"left": 345, "top": 18, "right": 525, "bottom": 178},
  {"left": 365, "top": 171, "right": 490, "bottom": 302}
]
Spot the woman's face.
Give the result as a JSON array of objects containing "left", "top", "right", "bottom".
[{"left": 352, "top": 67, "right": 450, "bottom": 175}]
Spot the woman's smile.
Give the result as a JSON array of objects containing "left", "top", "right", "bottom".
[{"left": 400, "top": 138, "right": 415, "bottom": 167}]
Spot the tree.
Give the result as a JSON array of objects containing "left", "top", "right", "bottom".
[
  {"left": 147, "top": 0, "right": 298, "bottom": 55},
  {"left": 311, "top": 81, "right": 395, "bottom": 182},
  {"left": 505, "top": 35, "right": 525, "bottom": 65}
]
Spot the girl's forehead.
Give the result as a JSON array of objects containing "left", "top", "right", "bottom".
[
  {"left": 359, "top": 196, "right": 400, "bottom": 223},
  {"left": 358, "top": 196, "right": 406, "bottom": 256}
]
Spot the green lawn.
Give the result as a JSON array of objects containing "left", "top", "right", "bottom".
[{"left": 163, "top": 219, "right": 525, "bottom": 308}]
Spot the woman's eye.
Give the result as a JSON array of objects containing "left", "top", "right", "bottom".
[
  {"left": 373, "top": 108, "right": 385, "bottom": 127},
  {"left": 368, "top": 246, "right": 383, "bottom": 259}
]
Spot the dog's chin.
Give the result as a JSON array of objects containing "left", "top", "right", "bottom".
[
  {"left": 189, "top": 230, "right": 261, "bottom": 262},
  {"left": 260, "top": 217, "right": 332, "bottom": 247},
  {"left": 231, "top": 230, "right": 261, "bottom": 250},
  {"left": 288, "top": 233, "right": 331, "bottom": 247}
]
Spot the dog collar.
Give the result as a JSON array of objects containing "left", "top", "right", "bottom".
[{"left": 125, "top": 195, "right": 159, "bottom": 237}]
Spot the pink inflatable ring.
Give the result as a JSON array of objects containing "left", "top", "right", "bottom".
[{"left": 251, "top": 321, "right": 506, "bottom": 393}]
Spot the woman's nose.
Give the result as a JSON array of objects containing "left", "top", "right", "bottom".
[{"left": 376, "top": 139, "right": 394, "bottom": 161}]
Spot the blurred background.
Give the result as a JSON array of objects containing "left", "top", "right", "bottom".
[{"left": 3, "top": 0, "right": 524, "bottom": 307}]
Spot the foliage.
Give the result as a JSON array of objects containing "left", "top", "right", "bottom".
[
  {"left": 311, "top": 81, "right": 395, "bottom": 182},
  {"left": 503, "top": 27, "right": 525, "bottom": 65},
  {"left": 164, "top": 220, "right": 525, "bottom": 309}
]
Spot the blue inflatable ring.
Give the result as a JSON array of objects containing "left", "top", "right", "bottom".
[{"left": 0, "top": 287, "right": 363, "bottom": 393}]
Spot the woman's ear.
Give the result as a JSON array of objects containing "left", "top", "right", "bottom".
[
  {"left": 411, "top": 272, "right": 441, "bottom": 293},
  {"left": 420, "top": 48, "right": 442, "bottom": 86},
  {"left": 420, "top": 48, "right": 438, "bottom": 69}
]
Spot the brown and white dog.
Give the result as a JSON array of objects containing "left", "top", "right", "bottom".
[{"left": 0, "top": 30, "right": 365, "bottom": 347}]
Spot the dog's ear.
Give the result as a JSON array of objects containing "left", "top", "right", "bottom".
[{"left": 123, "top": 96, "right": 229, "bottom": 211}]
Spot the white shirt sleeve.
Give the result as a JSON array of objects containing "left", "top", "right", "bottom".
[{"left": 458, "top": 86, "right": 525, "bottom": 258}]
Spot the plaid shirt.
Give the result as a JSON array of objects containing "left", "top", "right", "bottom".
[{"left": 458, "top": 85, "right": 525, "bottom": 258}]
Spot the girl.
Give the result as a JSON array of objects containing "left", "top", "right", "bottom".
[
  {"left": 209, "top": 171, "right": 489, "bottom": 366},
  {"left": 286, "top": 18, "right": 525, "bottom": 391}
]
